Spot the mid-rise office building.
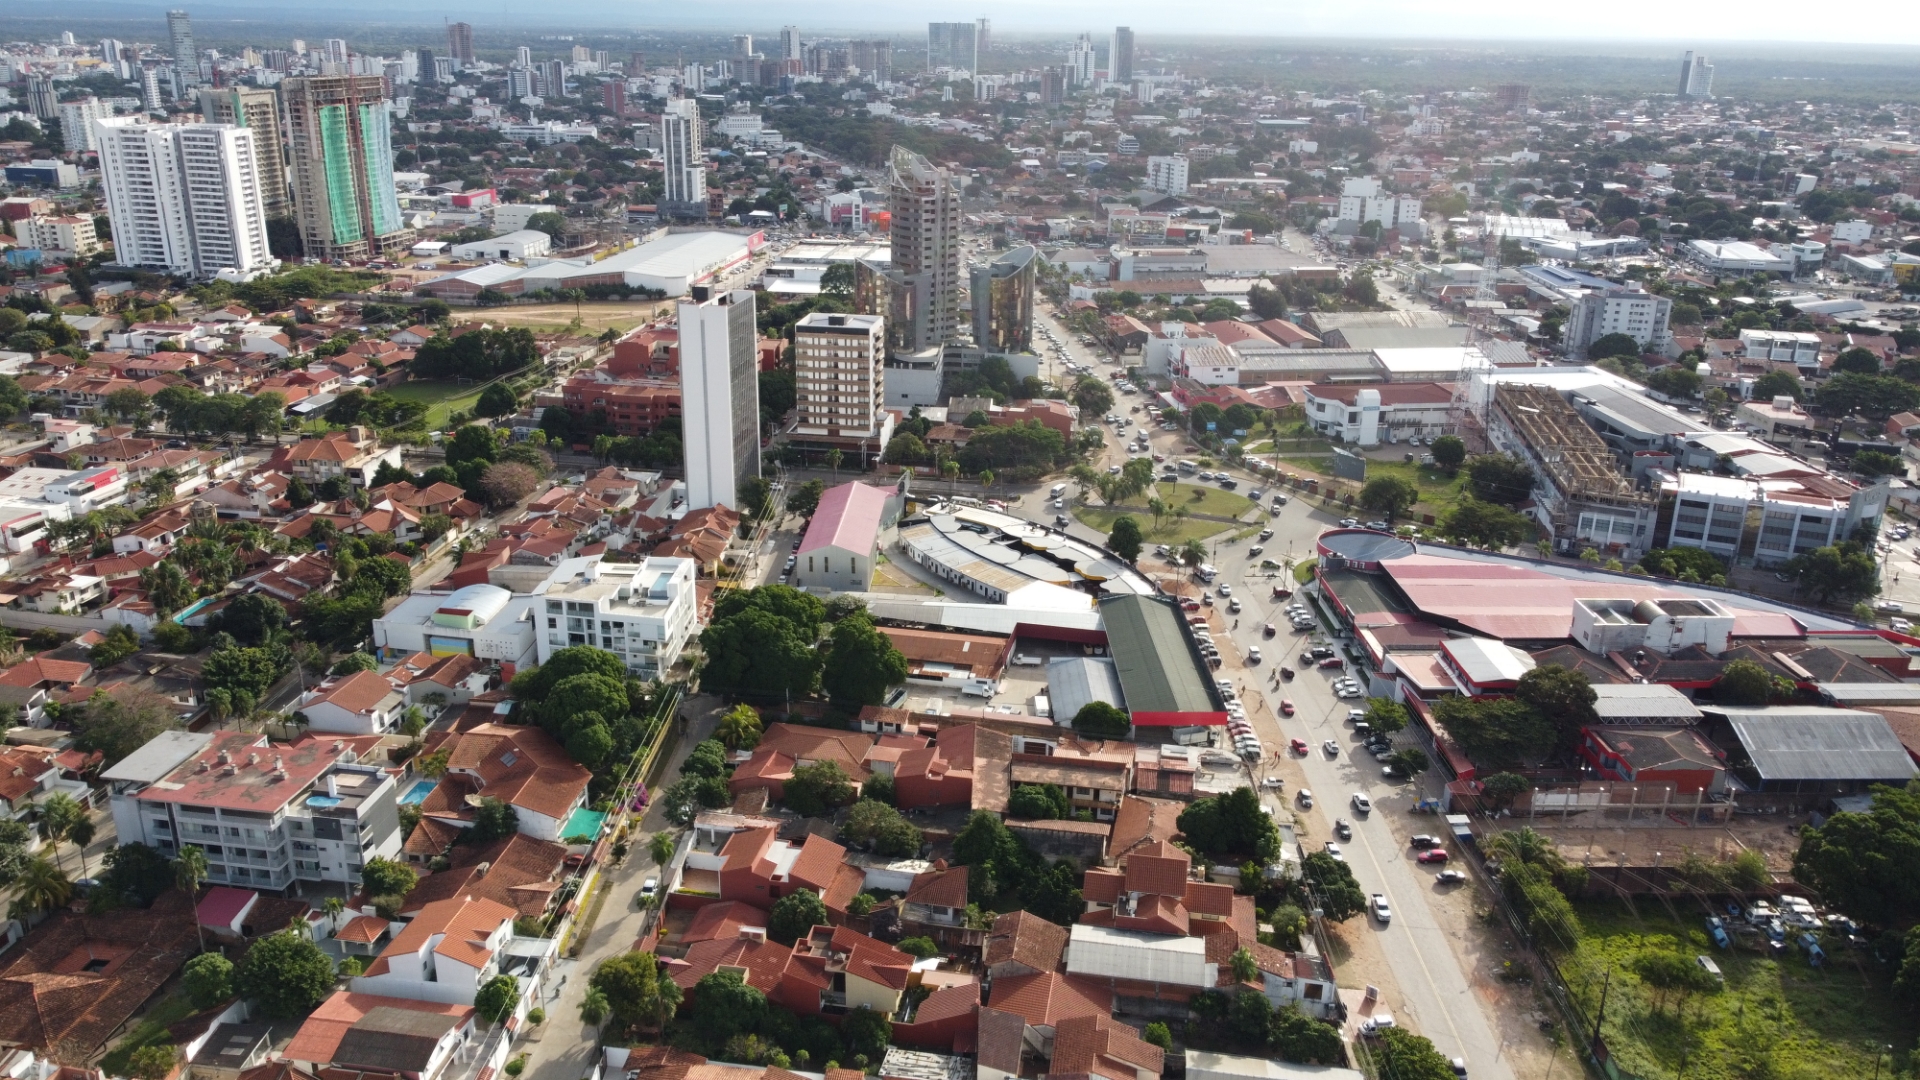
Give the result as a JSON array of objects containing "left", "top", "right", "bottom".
[
  {"left": 445, "top": 21, "right": 472, "bottom": 65},
  {"left": 56, "top": 98, "right": 110, "bottom": 151},
  {"left": 1337, "top": 176, "right": 1423, "bottom": 233},
  {"left": 1040, "top": 67, "right": 1067, "bottom": 105},
  {"left": 660, "top": 98, "right": 707, "bottom": 218},
  {"left": 1678, "top": 51, "right": 1714, "bottom": 98},
  {"left": 94, "top": 116, "right": 276, "bottom": 277},
  {"left": 857, "top": 146, "right": 961, "bottom": 354},
  {"left": 198, "top": 87, "right": 290, "bottom": 220},
  {"left": 167, "top": 10, "right": 200, "bottom": 88},
  {"left": 1109, "top": 26, "right": 1135, "bottom": 83},
  {"left": 794, "top": 312, "right": 887, "bottom": 442},
  {"left": 971, "top": 245, "right": 1037, "bottom": 354},
  {"left": 1146, "top": 154, "right": 1190, "bottom": 196},
  {"left": 281, "top": 75, "right": 413, "bottom": 261},
  {"left": 1564, "top": 285, "right": 1674, "bottom": 361},
  {"left": 678, "top": 287, "right": 760, "bottom": 511},
  {"left": 927, "top": 22, "right": 978, "bottom": 73}
]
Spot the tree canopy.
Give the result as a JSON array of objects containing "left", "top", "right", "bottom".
[
  {"left": 235, "top": 929, "right": 334, "bottom": 1018},
  {"left": 1177, "top": 787, "right": 1280, "bottom": 865},
  {"left": 1464, "top": 453, "right": 1536, "bottom": 505}
]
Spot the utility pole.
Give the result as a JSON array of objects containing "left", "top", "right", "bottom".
[{"left": 1589, "top": 966, "right": 1612, "bottom": 1061}]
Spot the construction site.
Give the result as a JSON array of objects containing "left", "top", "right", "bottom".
[{"left": 1487, "top": 382, "right": 1658, "bottom": 559}]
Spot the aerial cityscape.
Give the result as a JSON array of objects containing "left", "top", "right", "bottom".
[{"left": 0, "top": 11, "right": 1918, "bottom": 1080}]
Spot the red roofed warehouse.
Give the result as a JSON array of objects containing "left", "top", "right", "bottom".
[{"left": 790, "top": 481, "right": 898, "bottom": 593}]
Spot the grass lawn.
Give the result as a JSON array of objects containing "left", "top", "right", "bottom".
[
  {"left": 1353, "top": 459, "right": 1467, "bottom": 521},
  {"left": 384, "top": 380, "right": 486, "bottom": 430},
  {"left": 1131, "top": 481, "right": 1256, "bottom": 520},
  {"left": 1073, "top": 504, "right": 1232, "bottom": 546},
  {"left": 1559, "top": 899, "right": 1906, "bottom": 1080},
  {"left": 99, "top": 995, "right": 200, "bottom": 1075}
]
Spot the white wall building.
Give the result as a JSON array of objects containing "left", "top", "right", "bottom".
[
  {"left": 104, "top": 730, "right": 404, "bottom": 892},
  {"left": 372, "top": 584, "right": 540, "bottom": 667},
  {"left": 531, "top": 555, "right": 701, "bottom": 680},
  {"left": 1830, "top": 220, "right": 1873, "bottom": 245},
  {"left": 56, "top": 98, "right": 110, "bottom": 151},
  {"left": 94, "top": 117, "right": 276, "bottom": 278},
  {"left": 793, "top": 311, "right": 887, "bottom": 439},
  {"left": 1564, "top": 285, "right": 1674, "bottom": 360},
  {"left": 449, "top": 228, "right": 552, "bottom": 262},
  {"left": 660, "top": 98, "right": 707, "bottom": 213},
  {"left": 678, "top": 287, "right": 760, "bottom": 511},
  {"left": 352, "top": 897, "right": 517, "bottom": 1005},
  {"left": 1337, "top": 176, "right": 1423, "bottom": 232},
  {"left": 1145, "top": 155, "right": 1189, "bottom": 196},
  {"left": 1740, "top": 329, "right": 1822, "bottom": 367},
  {"left": 1684, "top": 239, "right": 1788, "bottom": 276},
  {"left": 1301, "top": 383, "right": 1455, "bottom": 446},
  {"left": 13, "top": 216, "right": 100, "bottom": 258}
]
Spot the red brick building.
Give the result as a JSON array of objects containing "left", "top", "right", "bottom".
[{"left": 557, "top": 377, "right": 681, "bottom": 437}]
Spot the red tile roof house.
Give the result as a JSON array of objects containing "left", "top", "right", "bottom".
[
  {"left": 297, "top": 669, "right": 407, "bottom": 735},
  {"left": 705, "top": 826, "right": 865, "bottom": 918},
  {"left": 196, "top": 885, "right": 260, "bottom": 939},
  {"left": 790, "top": 482, "right": 893, "bottom": 592},
  {"left": 727, "top": 723, "right": 880, "bottom": 804},
  {"left": 283, "top": 991, "right": 476, "bottom": 1080},
  {"left": 414, "top": 724, "right": 592, "bottom": 844},
  {"left": 352, "top": 897, "right": 524, "bottom": 1007}
]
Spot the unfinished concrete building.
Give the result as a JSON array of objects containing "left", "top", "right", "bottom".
[{"left": 1487, "top": 382, "right": 1658, "bottom": 560}]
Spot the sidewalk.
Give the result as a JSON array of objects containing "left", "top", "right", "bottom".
[{"left": 520, "top": 695, "right": 724, "bottom": 1080}]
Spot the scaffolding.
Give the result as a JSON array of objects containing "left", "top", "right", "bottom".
[{"left": 1492, "top": 383, "right": 1654, "bottom": 544}]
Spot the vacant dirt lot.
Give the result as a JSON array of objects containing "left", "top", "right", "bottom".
[{"left": 457, "top": 300, "right": 671, "bottom": 333}]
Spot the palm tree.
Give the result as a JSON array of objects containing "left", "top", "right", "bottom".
[
  {"left": 649, "top": 831, "right": 676, "bottom": 867},
  {"left": 825, "top": 449, "right": 843, "bottom": 485},
  {"left": 978, "top": 469, "right": 995, "bottom": 499},
  {"left": 1229, "top": 946, "right": 1259, "bottom": 984},
  {"left": 942, "top": 459, "right": 960, "bottom": 498},
  {"left": 68, "top": 814, "right": 95, "bottom": 879},
  {"left": 580, "top": 987, "right": 611, "bottom": 1027},
  {"left": 174, "top": 846, "right": 210, "bottom": 952},
  {"left": 1484, "top": 826, "right": 1563, "bottom": 872},
  {"left": 1147, "top": 496, "right": 1169, "bottom": 529},
  {"left": 11, "top": 856, "right": 70, "bottom": 920},
  {"left": 38, "top": 793, "right": 87, "bottom": 872},
  {"left": 323, "top": 896, "right": 346, "bottom": 936}
]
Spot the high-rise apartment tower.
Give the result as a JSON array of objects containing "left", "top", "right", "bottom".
[
  {"left": 447, "top": 22, "right": 475, "bottom": 66},
  {"left": 927, "top": 22, "right": 978, "bottom": 73},
  {"left": 281, "top": 75, "right": 412, "bottom": 261},
  {"left": 855, "top": 146, "right": 961, "bottom": 354},
  {"left": 1109, "top": 26, "right": 1134, "bottom": 83},
  {"left": 678, "top": 288, "right": 761, "bottom": 511},
  {"left": 660, "top": 98, "right": 707, "bottom": 218},
  {"left": 167, "top": 10, "right": 200, "bottom": 87},
  {"left": 94, "top": 116, "right": 275, "bottom": 277},
  {"left": 793, "top": 312, "right": 887, "bottom": 443},
  {"left": 971, "top": 245, "right": 1036, "bottom": 354},
  {"left": 1678, "top": 51, "right": 1714, "bottom": 98},
  {"left": 199, "top": 86, "right": 290, "bottom": 219}
]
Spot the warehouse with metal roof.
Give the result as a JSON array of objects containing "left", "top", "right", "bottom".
[
  {"left": 1706, "top": 706, "right": 1917, "bottom": 796},
  {"left": 1096, "top": 595, "right": 1226, "bottom": 727}
]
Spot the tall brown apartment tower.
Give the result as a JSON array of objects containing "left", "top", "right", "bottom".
[
  {"left": 855, "top": 145, "right": 961, "bottom": 353},
  {"left": 280, "top": 75, "right": 413, "bottom": 261},
  {"left": 446, "top": 22, "right": 474, "bottom": 66}
]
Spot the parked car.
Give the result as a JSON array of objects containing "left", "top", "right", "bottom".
[
  {"left": 1280, "top": 699, "right": 1295, "bottom": 716},
  {"left": 1417, "top": 849, "right": 1451, "bottom": 864},
  {"left": 1410, "top": 835, "right": 1443, "bottom": 849},
  {"left": 1436, "top": 870, "right": 1467, "bottom": 885},
  {"left": 1297, "top": 789, "right": 1314, "bottom": 808},
  {"left": 1323, "top": 841, "right": 1345, "bottom": 861}
]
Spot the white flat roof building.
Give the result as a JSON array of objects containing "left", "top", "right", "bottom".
[
  {"left": 531, "top": 555, "right": 701, "bottom": 680},
  {"left": 450, "top": 228, "right": 552, "bottom": 262},
  {"left": 1685, "top": 239, "right": 1789, "bottom": 275},
  {"left": 372, "top": 584, "right": 540, "bottom": 666}
]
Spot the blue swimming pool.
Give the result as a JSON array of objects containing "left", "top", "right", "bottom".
[
  {"left": 562, "top": 808, "right": 607, "bottom": 844},
  {"left": 400, "top": 779, "right": 437, "bottom": 806},
  {"left": 306, "top": 795, "right": 342, "bottom": 809}
]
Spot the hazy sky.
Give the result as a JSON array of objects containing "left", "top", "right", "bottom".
[{"left": 16, "top": 0, "right": 1920, "bottom": 47}]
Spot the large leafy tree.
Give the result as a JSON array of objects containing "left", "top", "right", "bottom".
[
  {"left": 689, "top": 970, "right": 768, "bottom": 1045},
  {"left": 1371, "top": 1027, "right": 1459, "bottom": 1080},
  {"left": 589, "top": 951, "right": 681, "bottom": 1035},
  {"left": 69, "top": 688, "right": 180, "bottom": 769},
  {"left": 701, "top": 587, "right": 826, "bottom": 697},
  {"left": 1515, "top": 665, "right": 1597, "bottom": 750},
  {"left": 1072, "top": 701, "right": 1131, "bottom": 739},
  {"left": 1007, "top": 783, "right": 1069, "bottom": 820},
  {"left": 1817, "top": 373, "right": 1920, "bottom": 423},
  {"left": 1177, "top": 787, "right": 1280, "bottom": 864},
  {"left": 1785, "top": 543, "right": 1880, "bottom": 605},
  {"left": 768, "top": 888, "right": 829, "bottom": 944},
  {"left": 1358, "top": 475, "right": 1419, "bottom": 520},
  {"left": 821, "top": 613, "right": 908, "bottom": 706},
  {"left": 783, "top": 761, "right": 856, "bottom": 817},
  {"left": 1108, "top": 515, "right": 1144, "bottom": 561},
  {"left": 475, "top": 975, "right": 518, "bottom": 1024},
  {"left": 841, "top": 799, "right": 922, "bottom": 856},
  {"left": 1463, "top": 453, "right": 1536, "bottom": 506},
  {"left": 1715, "top": 658, "right": 1785, "bottom": 707},
  {"left": 1438, "top": 498, "right": 1535, "bottom": 548},
  {"left": 236, "top": 929, "right": 335, "bottom": 1018},
  {"left": 1432, "top": 695, "right": 1554, "bottom": 769},
  {"left": 1298, "top": 851, "right": 1367, "bottom": 922}
]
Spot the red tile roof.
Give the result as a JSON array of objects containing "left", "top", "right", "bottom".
[
  {"left": 985, "top": 911, "right": 1068, "bottom": 976},
  {"left": 1122, "top": 842, "right": 1192, "bottom": 898},
  {"left": 1051, "top": 1013, "right": 1164, "bottom": 1079},
  {"left": 985, "top": 971, "right": 1110, "bottom": 1029}
]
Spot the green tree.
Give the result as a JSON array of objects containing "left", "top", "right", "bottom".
[
  {"left": 1298, "top": 851, "right": 1367, "bottom": 922},
  {"left": 784, "top": 761, "right": 856, "bottom": 817},
  {"left": 1439, "top": 498, "right": 1536, "bottom": 547},
  {"left": 362, "top": 856, "right": 417, "bottom": 899},
  {"left": 1071, "top": 376, "right": 1114, "bottom": 418},
  {"left": 1358, "top": 475, "right": 1419, "bottom": 520},
  {"left": 1177, "top": 787, "right": 1280, "bottom": 864},
  {"left": 821, "top": 613, "right": 908, "bottom": 706},
  {"left": 1832, "top": 347, "right": 1884, "bottom": 376},
  {"left": 895, "top": 936, "right": 939, "bottom": 959},
  {"left": 1464, "top": 453, "right": 1536, "bottom": 505},
  {"left": 469, "top": 797, "right": 519, "bottom": 844},
  {"left": 1645, "top": 366, "right": 1702, "bottom": 399},
  {"left": 127, "top": 1046, "right": 178, "bottom": 1080},
  {"left": 235, "top": 929, "right": 335, "bottom": 1017},
  {"left": 840, "top": 799, "right": 922, "bottom": 856},
  {"left": 475, "top": 382, "right": 519, "bottom": 418},
  {"left": 1854, "top": 450, "right": 1905, "bottom": 478},
  {"left": 1362, "top": 698, "right": 1408, "bottom": 735},
  {"left": 70, "top": 688, "right": 181, "bottom": 770},
  {"left": 1107, "top": 515, "right": 1144, "bottom": 561},
  {"left": 1372, "top": 1027, "right": 1458, "bottom": 1080},
  {"left": 1387, "top": 748, "right": 1430, "bottom": 777},
  {"left": 1007, "top": 783, "right": 1070, "bottom": 820},
  {"left": 717, "top": 704, "right": 763, "bottom": 751},
  {"left": 1270, "top": 1004, "right": 1343, "bottom": 1064},
  {"left": 11, "top": 855, "right": 70, "bottom": 917},
  {"left": 768, "top": 888, "right": 829, "bottom": 945},
  {"left": 588, "top": 951, "right": 680, "bottom": 1035},
  {"left": 1516, "top": 664, "right": 1597, "bottom": 749},
  {"left": 786, "top": 479, "right": 826, "bottom": 516},
  {"left": 1818, "top": 373, "right": 1920, "bottom": 423},
  {"left": 1429, "top": 434, "right": 1466, "bottom": 469},
  {"left": 1752, "top": 370, "right": 1801, "bottom": 400},
  {"left": 1714, "top": 658, "right": 1784, "bottom": 707},
  {"left": 950, "top": 810, "right": 1021, "bottom": 900},
  {"left": 1432, "top": 695, "right": 1554, "bottom": 769},
  {"left": 1142, "top": 1022, "right": 1173, "bottom": 1051},
  {"left": 841, "top": 1005, "right": 893, "bottom": 1064},
  {"left": 182, "top": 953, "right": 234, "bottom": 1009},
  {"left": 1228, "top": 946, "right": 1259, "bottom": 984},
  {"left": 475, "top": 975, "right": 519, "bottom": 1025},
  {"left": 1787, "top": 542, "right": 1882, "bottom": 605},
  {"left": 1481, "top": 772, "right": 1529, "bottom": 811},
  {"left": 650, "top": 832, "right": 677, "bottom": 867}
]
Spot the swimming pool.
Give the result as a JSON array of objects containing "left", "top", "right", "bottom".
[
  {"left": 400, "top": 779, "right": 437, "bottom": 806},
  {"left": 306, "top": 795, "right": 342, "bottom": 809},
  {"left": 562, "top": 808, "right": 607, "bottom": 844}
]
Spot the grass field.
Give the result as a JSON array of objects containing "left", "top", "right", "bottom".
[
  {"left": 456, "top": 300, "right": 669, "bottom": 333},
  {"left": 1074, "top": 504, "right": 1232, "bottom": 545},
  {"left": 384, "top": 380, "right": 486, "bottom": 429},
  {"left": 1560, "top": 900, "right": 1906, "bottom": 1080},
  {"left": 1353, "top": 459, "right": 1467, "bottom": 521}
]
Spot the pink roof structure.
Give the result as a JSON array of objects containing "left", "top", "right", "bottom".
[
  {"left": 797, "top": 482, "right": 891, "bottom": 557},
  {"left": 197, "top": 886, "right": 258, "bottom": 933}
]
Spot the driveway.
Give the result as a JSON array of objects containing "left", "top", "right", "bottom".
[{"left": 519, "top": 696, "right": 724, "bottom": 1080}]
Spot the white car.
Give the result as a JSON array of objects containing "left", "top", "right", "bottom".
[
  {"left": 1351, "top": 792, "right": 1373, "bottom": 814},
  {"left": 1369, "top": 894, "right": 1392, "bottom": 923},
  {"left": 641, "top": 877, "right": 659, "bottom": 898}
]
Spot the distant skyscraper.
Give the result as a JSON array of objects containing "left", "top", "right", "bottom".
[
  {"left": 24, "top": 76, "right": 57, "bottom": 120},
  {"left": 733, "top": 35, "right": 753, "bottom": 59},
  {"left": 678, "top": 287, "right": 760, "bottom": 512},
  {"left": 849, "top": 40, "right": 891, "bottom": 83},
  {"left": 1067, "top": 34, "right": 1096, "bottom": 87},
  {"left": 537, "top": 59, "right": 567, "bottom": 97},
  {"left": 779, "top": 26, "right": 803, "bottom": 61},
  {"left": 322, "top": 39, "right": 348, "bottom": 66},
  {"left": 603, "top": 81, "right": 625, "bottom": 115},
  {"left": 516, "top": 46, "right": 531, "bottom": 67},
  {"left": 1678, "top": 50, "right": 1714, "bottom": 98},
  {"left": 141, "top": 67, "right": 166, "bottom": 112},
  {"left": 199, "top": 86, "right": 289, "bottom": 219},
  {"left": 857, "top": 146, "right": 961, "bottom": 354},
  {"left": 927, "top": 22, "right": 978, "bottom": 73},
  {"left": 447, "top": 22, "right": 474, "bottom": 66},
  {"left": 660, "top": 98, "right": 706, "bottom": 217},
  {"left": 167, "top": 10, "right": 200, "bottom": 87},
  {"left": 1494, "top": 83, "right": 1531, "bottom": 112},
  {"left": 1040, "top": 67, "right": 1066, "bottom": 105},
  {"left": 94, "top": 116, "right": 275, "bottom": 276},
  {"left": 1109, "top": 26, "right": 1134, "bottom": 83},
  {"left": 975, "top": 18, "right": 990, "bottom": 69},
  {"left": 281, "top": 75, "right": 411, "bottom": 261},
  {"left": 57, "top": 98, "right": 110, "bottom": 152},
  {"left": 507, "top": 67, "right": 533, "bottom": 100},
  {"left": 629, "top": 51, "right": 646, "bottom": 73},
  {"left": 971, "top": 245, "right": 1036, "bottom": 354}
]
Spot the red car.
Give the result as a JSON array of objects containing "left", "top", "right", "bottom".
[
  {"left": 1180, "top": 599, "right": 1201, "bottom": 611},
  {"left": 1290, "top": 738, "right": 1309, "bottom": 755},
  {"left": 1416, "top": 849, "right": 1450, "bottom": 864},
  {"left": 1318, "top": 656, "right": 1344, "bottom": 669},
  {"left": 1280, "top": 699, "right": 1296, "bottom": 716}
]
